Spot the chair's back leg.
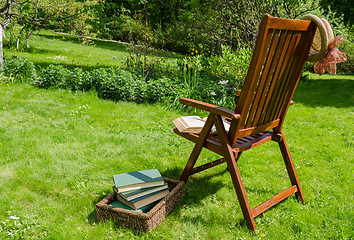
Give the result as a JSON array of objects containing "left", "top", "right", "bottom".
[
  {"left": 226, "top": 151, "right": 243, "bottom": 172},
  {"left": 278, "top": 131, "right": 305, "bottom": 203}
]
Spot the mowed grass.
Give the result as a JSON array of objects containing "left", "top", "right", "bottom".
[
  {"left": 4, "top": 31, "right": 181, "bottom": 71},
  {"left": 0, "top": 73, "right": 353, "bottom": 239}
]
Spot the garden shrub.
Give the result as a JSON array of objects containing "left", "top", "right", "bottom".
[
  {"left": 142, "top": 77, "right": 174, "bottom": 103},
  {"left": 2, "top": 57, "right": 37, "bottom": 83},
  {"left": 68, "top": 68, "right": 88, "bottom": 91},
  {"left": 96, "top": 68, "right": 137, "bottom": 102},
  {"left": 36, "top": 64, "right": 70, "bottom": 89},
  {"left": 2, "top": 54, "right": 252, "bottom": 110},
  {"left": 337, "top": 30, "right": 354, "bottom": 73},
  {"left": 202, "top": 45, "right": 252, "bottom": 89},
  {"left": 116, "top": 15, "right": 154, "bottom": 45}
]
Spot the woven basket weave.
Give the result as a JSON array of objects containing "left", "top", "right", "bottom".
[{"left": 96, "top": 177, "right": 185, "bottom": 232}]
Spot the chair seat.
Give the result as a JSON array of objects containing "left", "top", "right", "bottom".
[{"left": 174, "top": 128, "right": 273, "bottom": 154}]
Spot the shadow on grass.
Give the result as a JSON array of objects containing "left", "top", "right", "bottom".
[
  {"left": 293, "top": 77, "right": 354, "bottom": 108},
  {"left": 87, "top": 190, "right": 113, "bottom": 225},
  {"left": 86, "top": 167, "right": 249, "bottom": 230}
]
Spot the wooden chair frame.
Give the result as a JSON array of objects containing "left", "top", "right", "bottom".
[{"left": 174, "top": 15, "right": 316, "bottom": 231}]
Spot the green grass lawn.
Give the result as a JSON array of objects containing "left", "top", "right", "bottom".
[
  {"left": 4, "top": 31, "right": 181, "bottom": 71},
  {"left": 0, "top": 73, "right": 353, "bottom": 239}
]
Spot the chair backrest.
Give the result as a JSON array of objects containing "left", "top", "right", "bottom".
[{"left": 229, "top": 14, "right": 316, "bottom": 145}]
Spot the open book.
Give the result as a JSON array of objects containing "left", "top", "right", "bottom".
[{"left": 172, "top": 116, "right": 230, "bottom": 134}]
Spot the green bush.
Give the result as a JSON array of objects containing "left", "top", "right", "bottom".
[
  {"left": 337, "top": 29, "right": 354, "bottom": 73},
  {"left": 36, "top": 64, "right": 70, "bottom": 89},
  {"left": 201, "top": 45, "right": 252, "bottom": 89},
  {"left": 2, "top": 56, "right": 251, "bottom": 109},
  {"left": 142, "top": 77, "right": 174, "bottom": 103},
  {"left": 96, "top": 68, "right": 137, "bottom": 102},
  {"left": 2, "top": 57, "right": 37, "bottom": 82},
  {"left": 68, "top": 68, "right": 89, "bottom": 91}
]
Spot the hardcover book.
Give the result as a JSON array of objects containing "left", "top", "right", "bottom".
[
  {"left": 172, "top": 116, "right": 230, "bottom": 134},
  {"left": 113, "top": 169, "right": 165, "bottom": 192},
  {"left": 116, "top": 189, "right": 169, "bottom": 209},
  {"left": 115, "top": 182, "right": 169, "bottom": 201},
  {"left": 109, "top": 199, "right": 158, "bottom": 213}
]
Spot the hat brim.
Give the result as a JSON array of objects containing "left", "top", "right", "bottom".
[{"left": 302, "top": 14, "right": 332, "bottom": 62}]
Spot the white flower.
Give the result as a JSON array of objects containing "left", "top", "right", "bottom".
[
  {"left": 9, "top": 216, "right": 20, "bottom": 220},
  {"left": 210, "top": 91, "right": 216, "bottom": 96},
  {"left": 218, "top": 80, "right": 228, "bottom": 85}
]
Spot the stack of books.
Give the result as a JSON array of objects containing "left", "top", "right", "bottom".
[{"left": 110, "top": 169, "right": 169, "bottom": 212}]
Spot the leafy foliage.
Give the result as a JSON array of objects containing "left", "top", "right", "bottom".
[
  {"left": 1, "top": 47, "right": 253, "bottom": 109},
  {"left": 2, "top": 57, "right": 37, "bottom": 82}
]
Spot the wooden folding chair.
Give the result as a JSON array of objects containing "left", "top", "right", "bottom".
[{"left": 173, "top": 14, "right": 316, "bottom": 231}]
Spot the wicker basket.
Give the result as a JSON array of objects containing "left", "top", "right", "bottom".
[{"left": 96, "top": 177, "right": 185, "bottom": 232}]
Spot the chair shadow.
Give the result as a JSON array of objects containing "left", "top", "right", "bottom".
[
  {"left": 293, "top": 77, "right": 354, "bottom": 108},
  {"left": 86, "top": 166, "right": 250, "bottom": 228},
  {"left": 163, "top": 166, "right": 251, "bottom": 228},
  {"left": 162, "top": 166, "right": 227, "bottom": 205}
]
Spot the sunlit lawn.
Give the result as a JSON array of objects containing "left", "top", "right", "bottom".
[
  {"left": 0, "top": 72, "right": 353, "bottom": 239},
  {"left": 4, "top": 31, "right": 181, "bottom": 71}
]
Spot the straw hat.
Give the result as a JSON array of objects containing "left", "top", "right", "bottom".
[{"left": 302, "top": 14, "right": 334, "bottom": 62}]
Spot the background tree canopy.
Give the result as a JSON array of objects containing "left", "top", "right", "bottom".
[
  {"left": 87, "top": 0, "right": 352, "bottom": 56},
  {"left": 1, "top": 0, "right": 353, "bottom": 72}
]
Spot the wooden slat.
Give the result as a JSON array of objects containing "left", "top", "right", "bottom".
[
  {"left": 268, "top": 18, "right": 313, "bottom": 31},
  {"left": 252, "top": 185, "right": 298, "bottom": 218},
  {"left": 258, "top": 31, "right": 293, "bottom": 125},
  {"left": 235, "top": 15, "right": 272, "bottom": 132},
  {"left": 252, "top": 30, "right": 288, "bottom": 126},
  {"left": 274, "top": 28, "right": 316, "bottom": 131},
  {"left": 190, "top": 158, "right": 226, "bottom": 175},
  {"left": 270, "top": 31, "right": 306, "bottom": 122},
  {"left": 269, "top": 33, "right": 302, "bottom": 121},
  {"left": 236, "top": 120, "right": 280, "bottom": 138},
  {"left": 235, "top": 132, "right": 273, "bottom": 151},
  {"left": 263, "top": 31, "right": 299, "bottom": 123},
  {"left": 246, "top": 29, "right": 280, "bottom": 128}
]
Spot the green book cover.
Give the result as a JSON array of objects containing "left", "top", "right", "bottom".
[
  {"left": 117, "top": 182, "right": 169, "bottom": 201},
  {"left": 113, "top": 169, "right": 164, "bottom": 192},
  {"left": 109, "top": 200, "right": 157, "bottom": 213}
]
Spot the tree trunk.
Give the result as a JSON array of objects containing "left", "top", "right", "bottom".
[
  {"left": 17, "top": 26, "right": 26, "bottom": 50},
  {"left": 25, "top": 28, "right": 36, "bottom": 48},
  {"left": 0, "top": 25, "right": 4, "bottom": 69}
]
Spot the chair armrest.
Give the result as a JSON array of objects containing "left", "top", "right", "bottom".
[{"left": 179, "top": 98, "right": 240, "bottom": 119}]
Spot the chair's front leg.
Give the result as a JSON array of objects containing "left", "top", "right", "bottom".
[
  {"left": 180, "top": 113, "right": 215, "bottom": 182},
  {"left": 214, "top": 115, "right": 257, "bottom": 231}
]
